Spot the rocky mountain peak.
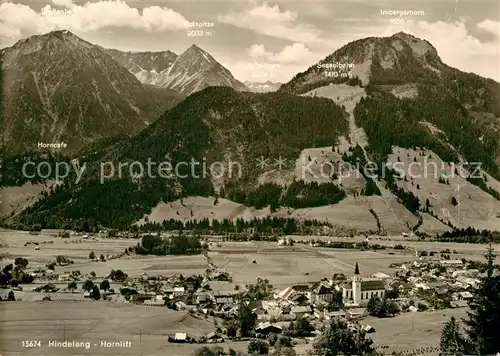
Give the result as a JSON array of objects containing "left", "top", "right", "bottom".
[
  {"left": 279, "top": 32, "right": 446, "bottom": 94},
  {"left": 389, "top": 31, "right": 439, "bottom": 58},
  {"left": 107, "top": 43, "right": 247, "bottom": 96},
  {"left": 46, "top": 29, "right": 76, "bottom": 39},
  {"left": 28, "top": 29, "right": 84, "bottom": 48},
  {"left": 177, "top": 44, "right": 215, "bottom": 66}
]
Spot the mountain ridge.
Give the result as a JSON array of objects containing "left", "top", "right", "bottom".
[{"left": 105, "top": 43, "right": 248, "bottom": 96}]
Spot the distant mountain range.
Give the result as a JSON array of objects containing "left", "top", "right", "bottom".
[
  {"left": 0, "top": 30, "right": 180, "bottom": 153},
  {"left": 105, "top": 45, "right": 247, "bottom": 96},
  {"left": 244, "top": 81, "right": 282, "bottom": 93},
  {"left": 0, "top": 30, "right": 248, "bottom": 154}
]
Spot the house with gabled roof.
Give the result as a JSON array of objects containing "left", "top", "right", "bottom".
[
  {"left": 255, "top": 322, "right": 283, "bottom": 335},
  {"left": 311, "top": 284, "right": 334, "bottom": 304},
  {"left": 291, "top": 293, "right": 309, "bottom": 306},
  {"left": 291, "top": 305, "right": 311, "bottom": 317}
]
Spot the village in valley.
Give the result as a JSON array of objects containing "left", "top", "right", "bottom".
[{"left": 1, "top": 227, "right": 494, "bottom": 355}]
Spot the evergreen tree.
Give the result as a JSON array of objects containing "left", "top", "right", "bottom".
[
  {"left": 440, "top": 316, "right": 465, "bottom": 355},
  {"left": 237, "top": 300, "right": 256, "bottom": 337},
  {"left": 463, "top": 245, "right": 500, "bottom": 355}
]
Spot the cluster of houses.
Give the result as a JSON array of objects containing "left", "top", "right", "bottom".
[
  {"left": 17, "top": 250, "right": 480, "bottom": 321},
  {"left": 391, "top": 258, "right": 480, "bottom": 309},
  {"left": 123, "top": 262, "right": 387, "bottom": 325},
  {"left": 134, "top": 256, "right": 481, "bottom": 329},
  {"left": 6, "top": 244, "right": 485, "bottom": 351},
  {"left": 118, "top": 271, "right": 240, "bottom": 310},
  {"left": 253, "top": 263, "right": 386, "bottom": 322}
]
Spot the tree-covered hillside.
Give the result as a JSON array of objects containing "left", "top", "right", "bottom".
[
  {"left": 354, "top": 84, "right": 499, "bottom": 180},
  {"left": 4, "top": 87, "right": 349, "bottom": 230}
]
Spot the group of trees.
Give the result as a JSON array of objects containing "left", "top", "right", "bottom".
[
  {"left": 440, "top": 246, "right": 500, "bottom": 355},
  {"left": 194, "top": 346, "right": 245, "bottom": 356},
  {"left": 119, "top": 287, "right": 138, "bottom": 301},
  {"left": 245, "top": 278, "right": 274, "bottom": 301},
  {"left": 0, "top": 152, "right": 71, "bottom": 187},
  {"left": 366, "top": 296, "right": 400, "bottom": 318},
  {"left": 134, "top": 234, "right": 202, "bottom": 256},
  {"left": 241, "top": 317, "right": 381, "bottom": 355},
  {"left": 369, "top": 49, "right": 442, "bottom": 86},
  {"left": 56, "top": 255, "right": 72, "bottom": 266},
  {"left": 67, "top": 281, "right": 77, "bottom": 293},
  {"left": 368, "top": 209, "right": 382, "bottom": 232},
  {"left": 437, "top": 228, "right": 500, "bottom": 244},
  {"left": 280, "top": 181, "right": 346, "bottom": 209},
  {"left": 354, "top": 83, "right": 499, "bottom": 181},
  {"left": 313, "top": 318, "right": 379, "bottom": 355},
  {"left": 267, "top": 333, "right": 292, "bottom": 348},
  {"left": 136, "top": 216, "right": 330, "bottom": 236},
  {"left": 14, "top": 257, "right": 28, "bottom": 268},
  {"left": 78, "top": 279, "right": 111, "bottom": 299},
  {"left": 248, "top": 338, "right": 297, "bottom": 355},
  {"left": 237, "top": 299, "right": 256, "bottom": 338},
  {"left": 466, "top": 175, "right": 500, "bottom": 201},
  {"left": 88, "top": 251, "right": 106, "bottom": 261},
  {"left": 12, "top": 178, "right": 180, "bottom": 231},
  {"left": 383, "top": 167, "right": 420, "bottom": 213},
  {"left": 81, "top": 280, "right": 101, "bottom": 300},
  {"left": 346, "top": 75, "right": 362, "bottom": 87},
  {"left": 312, "top": 240, "right": 386, "bottom": 251},
  {"left": 226, "top": 180, "right": 346, "bottom": 211},
  {"left": 108, "top": 269, "right": 128, "bottom": 282},
  {"left": 393, "top": 187, "right": 420, "bottom": 213},
  {"left": 282, "top": 317, "right": 315, "bottom": 338},
  {"left": 0, "top": 258, "right": 34, "bottom": 287},
  {"left": 248, "top": 340, "right": 270, "bottom": 355}
]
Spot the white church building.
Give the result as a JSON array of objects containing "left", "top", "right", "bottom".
[{"left": 337, "top": 262, "right": 386, "bottom": 307}]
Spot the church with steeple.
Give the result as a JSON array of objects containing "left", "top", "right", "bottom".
[{"left": 337, "top": 262, "right": 386, "bottom": 307}]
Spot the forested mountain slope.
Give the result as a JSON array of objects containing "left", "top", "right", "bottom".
[{"left": 3, "top": 87, "right": 348, "bottom": 230}]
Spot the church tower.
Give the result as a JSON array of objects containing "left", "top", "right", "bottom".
[{"left": 352, "top": 262, "right": 362, "bottom": 305}]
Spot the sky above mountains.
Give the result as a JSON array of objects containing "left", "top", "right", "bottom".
[{"left": 1, "top": 0, "right": 499, "bottom": 82}]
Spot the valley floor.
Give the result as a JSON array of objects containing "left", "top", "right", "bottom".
[
  {"left": 1, "top": 229, "right": 497, "bottom": 356},
  {"left": 0, "top": 300, "right": 468, "bottom": 356}
]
